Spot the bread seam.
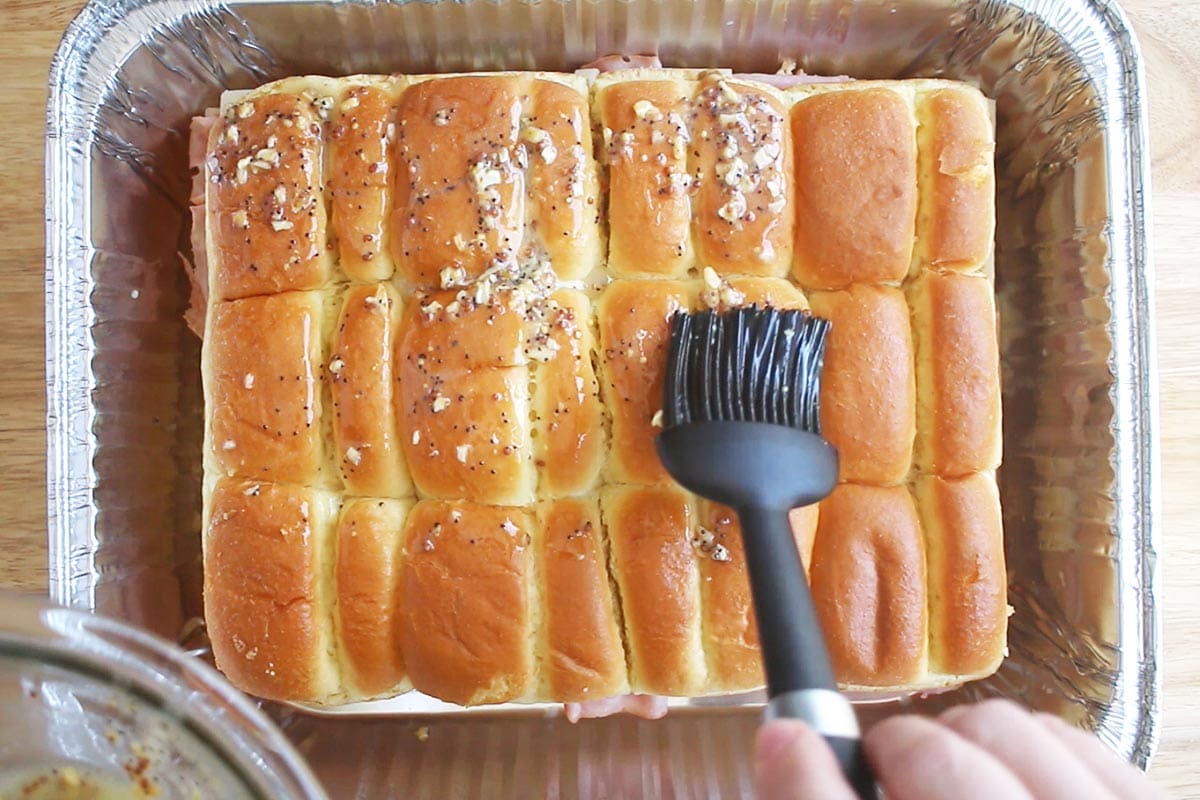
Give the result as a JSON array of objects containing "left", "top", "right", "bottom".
[{"left": 596, "top": 491, "right": 636, "bottom": 691}]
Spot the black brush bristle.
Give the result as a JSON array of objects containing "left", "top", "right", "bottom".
[{"left": 662, "top": 305, "right": 831, "bottom": 433}]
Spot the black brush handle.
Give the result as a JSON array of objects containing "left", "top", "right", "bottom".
[{"left": 737, "top": 504, "right": 878, "bottom": 800}]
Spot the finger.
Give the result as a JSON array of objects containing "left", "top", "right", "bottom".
[
  {"left": 1034, "top": 713, "right": 1169, "bottom": 800},
  {"left": 864, "top": 714, "right": 1034, "bottom": 800},
  {"left": 939, "top": 700, "right": 1117, "bottom": 800},
  {"left": 754, "top": 720, "right": 859, "bottom": 800}
]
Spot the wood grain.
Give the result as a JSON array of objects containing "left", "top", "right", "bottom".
[{"left": 0, "top": 0, "right": 1195, "bottom": 793}]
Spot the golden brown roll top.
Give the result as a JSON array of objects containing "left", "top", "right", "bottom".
[
  {"left": 524, "top": 78, "right": 604, "bottom": 280},
  {"left": 204, "top": 291, "right": 327, "bottom": 486},
  {"left": 533, "top": 290, "right": 606, "bottom": 497},
  {"left": 789, "top": 505, "right": 820, "bottom": 577},
  {"left": 389, "top": 74, "right": 601, "bottom": 289},
  {"left": 692, "top": 77, "right": 794, "bottom": 277},
  {"left": 696, "top": 271, "right": 810, "bottom": 314},
  {"left": 206, "top": 92, "right": 331, "bottom": 302},
  {"left": 597, "top": 279, "right": 691, "bottom": 485},
  {"left": 330, "top": 283, "right": 410, "bottom": 498},
  {"left": 809, "top": 484, "right": 928, "bottom": 688},
  {"left": 204, "top": 478, "right": 341, "bottom": 703},
  {"left": 909, "top": 271, "right": 1002, "bottom": 478},
  {"left": 335, "top": 497, "right": 411, "bottom": 697},
  {"left": 913, "top": 473, "right": 1007, "bottom": 679},
  {"left": 536, "top": 498, "right": 629, "bottom": 700},
  {"left": 597, "top": 76, "right": 695, "bottom": 277},
  {"left": 328, "top": 80, "right": 400, "bottom": 283},
  {"left": 390, "top": 75, "right": 525, "bottom": 288},
  {"left": 394, "top": 289, "right": 535, "bottom": 505},
  {"left": 396, "top": 362, "right": 534, "bottom": 505},
  {"left": 809, "top": 285, "right": 915, "bottom": 485},
  {"left": 398, "top": 501, "right": 535, "bottom": 705},
  {"left": 790, "top": 86, "right": 918, "bottom": 290},
  {"left": 398, "top": 286, "right": 529, "bottom": 371},
  {"left": 694, "top": 501, "right": 760, "bottom": 691},
  {"left": 598, "top": 72, "right": 796, "bottom": 279},
  {"left": 721, "top": 276, "right": 810, "bottom": 310},
  {"left": 914, "top": 84, "right": 995, "bottom": 274},
  {"left": 603, "top": 486, "right": 706, "bottom": 696},
  {"left": 693, "top": 501, "right": 821, "bottom": 692}
]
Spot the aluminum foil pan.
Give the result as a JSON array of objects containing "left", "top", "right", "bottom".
[{"left": 46, "top": 0, "right": 1160, "bottom": 793}]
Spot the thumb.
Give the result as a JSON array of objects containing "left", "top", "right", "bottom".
[{"left": 755, "top": 720, "right": 858, "bottom": 800}]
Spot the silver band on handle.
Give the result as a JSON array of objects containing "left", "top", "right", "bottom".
[{"left": 766, "top": 689, "right": 861, "bottom": 739}]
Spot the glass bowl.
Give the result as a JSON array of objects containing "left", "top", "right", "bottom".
[{"left": 0, "top": 590, "right": 327, "bottom": 799}]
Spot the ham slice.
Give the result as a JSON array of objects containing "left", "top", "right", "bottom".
[
  {"left": 732, "top": 72, "right": 852, "bottom": 88},
  {"left": 189, "top": 112, "right": 219, "bottom": 206},
  {"left": 180, "top": 237, "right": 205, "bottom": 339},
  {"left": 579, "top": 54, "right": 664, "bottom": 72},
  {"left": 185, "top": 113, "right": 218, "bottom": 339},
  {"left": 564, "top": 694, "right": 670, "bottom": 723}
]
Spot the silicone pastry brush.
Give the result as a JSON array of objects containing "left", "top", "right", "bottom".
[{"left": 655, "top": 306, "right": 876, "bottom": 799}]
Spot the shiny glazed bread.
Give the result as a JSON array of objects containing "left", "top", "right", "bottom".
[{"left": 196, "top": 70, "right": 1006, "bottom": 706}]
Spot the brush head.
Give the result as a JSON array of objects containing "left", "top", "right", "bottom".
[
  {"left": 656, "top": 306, "right": 838, "bottom": 511},
  {"left": 661, "top": 306, "right": 831, "bottom": 432}
]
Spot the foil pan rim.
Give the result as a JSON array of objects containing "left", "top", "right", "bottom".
[{"left": 43, "top": 0, "right": 1162, "bottom": 769}]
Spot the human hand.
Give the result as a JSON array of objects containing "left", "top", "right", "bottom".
[{"left": 754, "top": 699, "right": 1165, "bottom": 800}]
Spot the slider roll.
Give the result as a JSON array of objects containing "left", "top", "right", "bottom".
[
  {"left": 330, "top": 283, "right": 410, "bottom": 498},
  {"left": 537, "top": 499, "right": 629, "bottom": 700},
  {"left": 597, "top": 78, "right": 695, "bottom": 278},
  {"left": 204, "top": 479, "right": 341, "bottom": 703},
  {"left": 329, "top": 81, "right": 399, "bottom": 283},
  {"left": 791, "top": 88, "right": 917, "bottom": 290},
  {"left": 693, "top": 77, "right": 794, "bottom": 278},
  {"left": 398, "top": 501, "right": 535, "bottom": 705},
  {"left": 206, "top": 92, "right": 330, "bottom": 301},
  {"left": 205, "top": 291, "right": 326, "bottom": 486}
]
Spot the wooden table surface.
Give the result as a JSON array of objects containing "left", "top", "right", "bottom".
[{"left": 1, "top": 0, "right": 1196, "bottom": 794}]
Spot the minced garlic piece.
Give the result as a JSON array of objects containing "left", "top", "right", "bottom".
[
  {"left": 440, "top": 265, "right": 468, "bottom": 289},
  {"left": 633, "top": 99, "right": 663, "bottom": 121},
  {"left": 313, "top": 96, "right": 334, "bottom": 119},
  {"left": 254, "top": 147, "right": 279, "bottom": 167}
]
